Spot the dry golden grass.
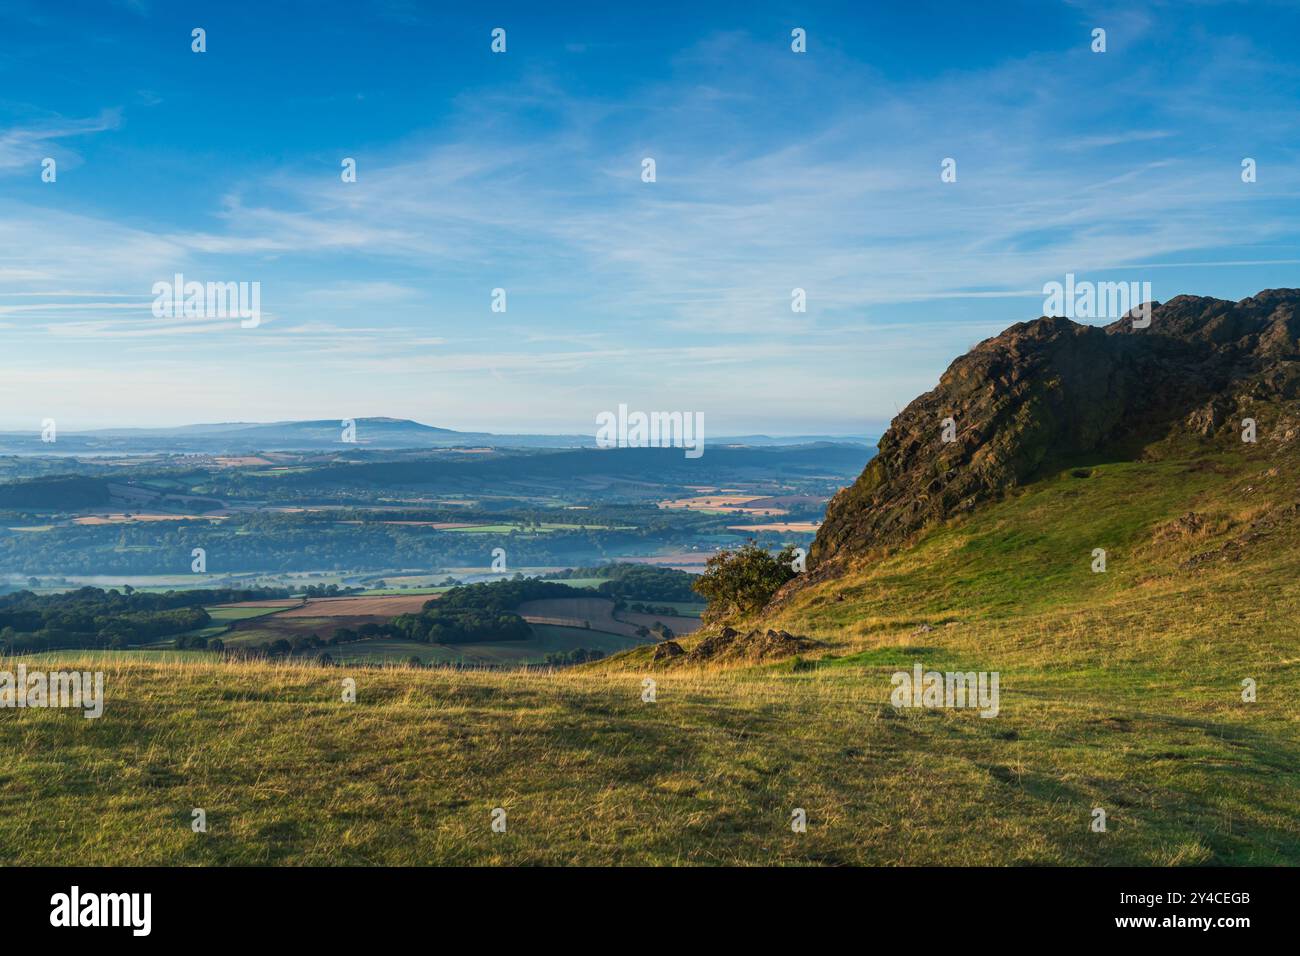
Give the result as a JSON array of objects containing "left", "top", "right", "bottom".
[{"left": 2, "top": 453, "right": 1297, "bottom": 865}]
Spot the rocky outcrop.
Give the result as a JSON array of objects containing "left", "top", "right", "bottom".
[
  {"left": 809, "top": 290, "right": 1300, "bottom": 573},
  {"left": 651, "top": 640, "right": 685, "bottom": 662},
  {"left": 683, "top": 626, "right": 820, "bottom": 664}
]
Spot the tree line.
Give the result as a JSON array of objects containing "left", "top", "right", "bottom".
[{"left": 0, "top": 586, "right": 290, "bottom": 653}]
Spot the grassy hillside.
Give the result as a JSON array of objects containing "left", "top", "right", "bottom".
[{"left": 2, "top": 446, "right": 1297, "bottom": 865}]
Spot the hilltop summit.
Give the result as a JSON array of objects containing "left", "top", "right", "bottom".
[{"left": 809, "top": 289, "right": 1300, "bottom": 573}]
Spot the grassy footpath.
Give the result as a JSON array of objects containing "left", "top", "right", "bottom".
[{"left": 1, "top": 454, "right": 1297, "bottom": 865}]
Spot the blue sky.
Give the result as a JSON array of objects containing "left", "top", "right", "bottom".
[{"left": 1, "top": 0, "right": 1298, "bottom": 435}]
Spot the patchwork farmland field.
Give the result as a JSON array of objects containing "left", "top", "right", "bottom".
[
  {"left": 199, "top": 595, "right": 438, "bottom": 647},
  {"left": 221, "top": 617, "right": 363, "bottom": 647},
  {"left": 272, "top": 594, "right": 435, "bottom": 617},
  {"left": 658, "top": 494, "right": 782, "bottom": 514},
  {"left": 161, "top": 575, "right": 699, "bottom": 665},
  {"left": 207, "top": 602, "right": 301, "bottom": 618},
  {"left": 73, "top": 513, "right": 228, "bottom": 525},
  {"left": 726, "top": 522, "right": 821, "bottom": 533},
  {"left": 196, "top": 589, "right": 669, "bottom": 663},
  {"left": 517, "top": 596, "right": 641, "bottom": 638}
]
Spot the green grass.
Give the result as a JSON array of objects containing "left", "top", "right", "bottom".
[
  {"left": 19, "top": 649, "right": 220, "bottom": 664},
  {"left": 218, "top": 618, "right": 338, "bottom": 647},
  {"left": 2, "top": 450, "right": 1297, "bottom": 865},
  {"left": 4, "top": 644, "right": 1293, "bottom": 865},
  {"left": 206, "top": 605, "right": 293, "bottom": 623},
  {"left": 319, "top": 625, "right": 646, "bottom": 667},
  {"left": 539, "top": 576, "right": 605, "bottom": 589}
]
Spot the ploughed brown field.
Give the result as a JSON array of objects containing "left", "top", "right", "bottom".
[
  {"left": 207, "top": 594, "right": 446, "bottom": 648},
  {"left": 73, "top": 513, "right": 229, "bottom": 525},
  {"left": 272, "top": 594, "right": 436, "bottom": 617}
]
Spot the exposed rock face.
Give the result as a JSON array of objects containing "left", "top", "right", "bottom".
[
  {"left": 651, "top": 640, "right": 685, "bottom": 662},
  {"left": 810, "top": 290, "right": 1300, "bottom": 573},
  {"left": 683, "top": 627, "right": 819, "bottom": 664}
]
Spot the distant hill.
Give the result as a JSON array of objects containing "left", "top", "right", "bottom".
[
  {"left": 85, "top": 417, "right": 464, "bottom": 439},
  {"left": 0, "top": 417, "right": 872, "bottom": 454},
  {"left": 74, "top": 417, "right": 479, "bottom": 451}
]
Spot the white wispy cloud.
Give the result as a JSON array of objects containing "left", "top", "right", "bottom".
[
  {"left": 2, "top": 16, "right": 1297, "bottom": 429},
  {"left": 0, "top": 109, "right": 121, "bottom": 171}
]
